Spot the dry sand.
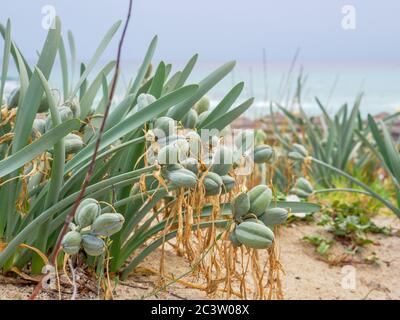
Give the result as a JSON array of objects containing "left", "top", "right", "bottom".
[{"left": 1, "top": 215, "right": 399, "bottom": 300}]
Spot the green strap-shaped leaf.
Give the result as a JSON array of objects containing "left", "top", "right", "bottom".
[
  {"left": 13, "top": 44, "right": 29, "bottom": 106},
  {"left": 167, "top": 61, "right": 236, "bottom": 120},
  {"left": 67, "top": 30, "right": 76, "bottom": 85},
  {"left": 70, "top": 20, "right": 121, "bottom": 98},
  {"left": 105, "top": 94, "right": 135, "bottom": 131},
  {"left": 12, "top": 17, "right": 61, "bottom": 154},
  {"left": 0, "top": 22, "right": 32, "bottom": 78},
  {"left": 0, "top": 119, "right": 79, "bottom": 178},
  {"left": 270, "top": 201, "right": 321, "bottom": 213},
  {"left": 148, "top": 61, "right": 165, "bottom": 98},
  {"left": 127, "top": 36, "right": 158, "bottom": 98},
  {"left": 0, "top": 19, "right": 11, "bottom": 102},
  {"left": 79, "top": 61, "right": 115, "bottom": 119},
  {"left": 58, "top": 37, "right": 69, "bottom": 99},
  {"left": 35, "top": 67, "right": 65, "bottom": 207},
  {"left": 202, "top": 97, "right": 254, "bottom": 131},
  {"left": 381, "top": 121, "right": 400, "bottom": 181},
  {"left": 199, "top": 82, "right": 244, "bottom": 128},
  {"left": 174, "top": 53, "right": 198, "bottom": 89}
]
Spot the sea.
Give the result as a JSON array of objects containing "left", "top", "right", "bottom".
[{"left": 3, "top": 59, "right": 400, "bottom": 120}]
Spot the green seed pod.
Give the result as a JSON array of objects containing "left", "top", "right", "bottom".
[
  {"left": 157, "top": 134, "right": 186, "bottom": 148},
  {"left": 164, "top": 163, "right": 183, "bottom": 171},
  {"left": 211, "top": 146, "right": 233, "bottom": 176},
  {"left": 157, "top": 144, "right": 180, "bottom": 165},
  {"left": 288, "top": 151, "right": 304, "bottom": 161},
  {"left": 235, "top": 221, "right": 274, "bottom": 249},
  {"left": 62, "top": 231, "right": 82, "bottom": 255},
  {"left": 137, "top": 93, "right": 156, "bottom": 111},
  {"left": 91, "top": 213, "right": 125, "bottom": 237},
  {"left": 204, "top": 172, "right": 223, "bottom": 196},
  {"left": 290, "top": 188, "right": 310, "bottom": 198},
  {"left": 185, "top": 131, "right": 202, "bottom": 158},
  {"left": 75, "top": 198, "right": 101, "bottom": 228},
  {"left": 165, "top": 168, "right": 198, "bottom": 188},
  {"left": 182, "top": 109, "right": 198, "bottom": 129},
  {"left": 31, "top": 119, "right": 46, "bottom": 138},
  {"left": 255, "top": 129, "right": 268, "bottom": 145},
  {"left": 229, "top": 230, "right": 242, "bottom": 247},
  {"left": 82, "top": 235, "right": 105, "bottom": 256},
  {"left": 64, "top": 133, "right": 84, "bottom": 154},
  {"left": 154, "top": 116, "right": 176, "bottom": 138},
  {"left": 181, "top": 157, "right": 199, "bottom": 175},
  {"left": 146, "top": 147, "right": 157, "bottom": 165},
  {"left": 232, "top": 192, "right": 250, "bottom": 220},
  {"left": 242, "top": 217, "right": 264, "bottom": 224},
  {"left": 292, "top": 143, "right": 308, "bottom": 157},
  {"left": 64, "top": 100, "right": 81, "bottom": 118},
  {"left": 7, "top": 87, "right": 50, "bottom": 112},
  {"left": 7, "top": 87, "right": 19, "bottom": 107},
  {"left": 253, "top": 144, "right": 275, "bottom": 163},
  {"left": 248, "top": 185, "right": 272, "bottom": 217},
  {"left": 295, "top": 177, "right": 314, "bottom": 194},
  {"left": 235, "top": 130, "right": 254, "bottom": 153},
  {"left": 221, "top": 175, "right": 236, "bottom": 194},
  {"left": 260, "top": 208, "right": 288, "bottom": 227},
  {"left": 198, "top": 110, "right": 210, "bottom": 124},
  {"left": 45, "top": 106, "right": 73, "bottom": 131},
  {"left": 194, "top": 96, "right": 210, "bottom": 115},
  {"left": 27, "top": 160, "right": 45, "bottom": 193}
]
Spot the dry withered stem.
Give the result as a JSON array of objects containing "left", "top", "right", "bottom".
[{"left": 30, "top": 0, "right": 133, "bottom": 300}]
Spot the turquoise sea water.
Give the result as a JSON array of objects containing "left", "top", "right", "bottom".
[{"left": 5, "top": 59, "right": 400, "bottom": 119}]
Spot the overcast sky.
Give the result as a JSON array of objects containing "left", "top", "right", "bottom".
[{"left": 1, "top": 0, "right": 400, "bottom": 62}]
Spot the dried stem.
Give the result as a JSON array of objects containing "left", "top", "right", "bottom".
[{"left": 29, "top": 0, "right": 133, "bottom": 300}]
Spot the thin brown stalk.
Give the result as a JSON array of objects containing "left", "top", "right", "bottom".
[{"left": 29, "top": 0, "right": 133, "bottom": 300}]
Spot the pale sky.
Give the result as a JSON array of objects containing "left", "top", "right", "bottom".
[{"left": 1, "top": 0, "right": 400, "bottom": 62}]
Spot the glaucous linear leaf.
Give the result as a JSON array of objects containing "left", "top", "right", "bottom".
[
  {"left": 0, "top": 22, "right": 32, "bottom": 77},
  {"left": 167, "top": 61, "right": 235, "bottom": 120},
  {"left": 79, "top": 61, "right": 115, "bottom": 119},
  {"left": 0, "top": 119, "right": 79, "bottom": 178},
  {"left": 0, "top": 19, "right": 11, "bottom": 102},
  {"left": 199, "top": 82, "right": 243, "bottom": 128},
  {"left": 127, "top": 36, "right": 157, "bottom": 97},
  {"left": 70, "top": 20, "right": 121, "bottom": 98},
  {"left": 58, "top": 37, "right": 69, "bottom": 99},
  {"left": 174, "top": 53, "right": 198, "bottom": 89},
  {"left": 202, "top": 97, "right": 254, "bottom": 131},
  {"left": 12, "top": 17, "right": 61, "bottom": 154},
  {"left": 148, "top": 61, "right": 165, "bottom": 98}
]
